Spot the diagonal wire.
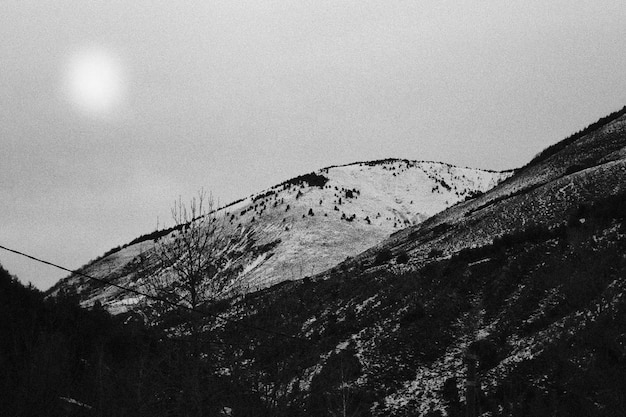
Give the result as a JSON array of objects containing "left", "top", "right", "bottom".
[{"left": 0, "top": 244, "right": 307, "bottom": 343}]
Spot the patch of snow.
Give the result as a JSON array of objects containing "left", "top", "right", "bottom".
[
  {"left": 355, "top": 295, "right": 378, "bottom": 313},
  {"left": 59, "top": 396, "right": 92, "bottom": 410}
]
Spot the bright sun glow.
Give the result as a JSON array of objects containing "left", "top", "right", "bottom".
[{"left": 64, "top": 47, "right": 125, "bottom": 118}]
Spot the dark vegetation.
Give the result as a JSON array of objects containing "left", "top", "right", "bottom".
[
  {"left": 1, "top": 266, "right": 157, "bottom": 416},
  {"left": 211, "top": 190, "right": 626, "bottom": 416},
  {"left": 253, "top": 189, "right": 276, "bottom": 202},
  {"left": 279, "top": 172, "right": 329, "bottom": 189},
  {"left": 563, "top": 158, "right": 597, "bottom": 176},
  {"left": 461, "top": 189, "right": 484, "bottom": 202},
  {"left": 10, "top": 194, "right": 626, "bottom": 416},
  {"left": 0, "top": 266, "right": 272, "bottom": 417},
  {"left": 341, "top": 158, "right": 504, "bottom": 173},
  {"left": 396, "top": 250, "right": 409, "bottom": 264},
  {"left": 78, "top": 223, "right": 186, "bottom": 266},
  {"left": 526, "top": 105, "right": 626, "bottom": 167},
  {"left": 374, "top": 248, "right": 393, "bottom": 265},
  {"left": 464, "top": 180, "right": 550, "bottom": 217}
]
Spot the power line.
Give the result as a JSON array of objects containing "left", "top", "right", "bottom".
[{"left": 0, "top": 244, "right": 307, "bottom": 343}]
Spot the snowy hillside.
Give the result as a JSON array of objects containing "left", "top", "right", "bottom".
[
  {"left": 49, "top": 159, "right": 510, "bottom": 312},
  {"left": 204, "top": 106, "right": 626, "bottom": 417},
  {"left": 352, "top": 111, "right": 626, "bottom": 274}
]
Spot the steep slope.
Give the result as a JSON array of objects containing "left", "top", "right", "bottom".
[
  {"left": 201, "top": 107, "right": 626, "bottom": 416},
  {"left": 49, "top": 159, "right": 509, "bottom": 312},
  {"left": 345, "top": 107, "right": 626, "bottom": 269},
  {"left": 215, "top": 199, "right": 626, "bottom": 416}
]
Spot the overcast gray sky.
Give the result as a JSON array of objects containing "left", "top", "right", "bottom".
[{"left": 2, "top": 0, "right": 626, "bottom": 290}]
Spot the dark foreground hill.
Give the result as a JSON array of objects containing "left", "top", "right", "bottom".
[
  {"left": 0, "top": 265, "right": 266, "bottom": 417},
  {"left": 0, "top": 265, "right": 155, "bottom": 416},
  {"left": 214, "top": 198, "right": 626, "bottom": 416}
]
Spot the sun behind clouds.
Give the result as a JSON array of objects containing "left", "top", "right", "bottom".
[{"left": 64, "top": 46, "right": 126, "bottom": 119}]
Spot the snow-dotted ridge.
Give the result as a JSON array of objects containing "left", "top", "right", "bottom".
[{"left": 50, "top": 159, "right": 510, "bottom": 311}]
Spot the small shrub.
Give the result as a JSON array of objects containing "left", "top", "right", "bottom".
[
  {"left": 374, "top": 249, "right": 393, "bottom": 265},
  {"left": 564, "top": 164, "right": 586, "bottom": 175},
  {"left": 396, "top": 251, "right": 409, "bottom": 264}
]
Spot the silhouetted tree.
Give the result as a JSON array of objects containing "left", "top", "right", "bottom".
[{"left": 144, "top": 190, "right": 252, "bottom": 416}]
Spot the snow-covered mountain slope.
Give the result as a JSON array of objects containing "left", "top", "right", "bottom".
[
  {"left": 352, "top": 111, "right": 626, "bottom": 271},
  {"left": 269, "top": 107, "right": 626, "bottom": 416},
  {"left": 49, "top": 159, "right": 510, "bottom": 312},
  {"left": 203, "top": 107, "right": 626, "bottom": 417}
]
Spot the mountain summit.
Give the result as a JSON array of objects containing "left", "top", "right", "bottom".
[{"left": 49, "top": 159, "right": 510, "bottom": 312}]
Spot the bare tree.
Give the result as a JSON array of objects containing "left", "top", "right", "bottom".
[
  {"left": 141, "top": 191, "right": 252, "bottom": 356},
  {"left": 153, "top": 191, "right": 227, "bottom": 310},
  {"left": 144, "top": 190, "right": 255, "bottom": 315},
  {"left": 140, "top": 190, "right": 253, "bottom": 416}
]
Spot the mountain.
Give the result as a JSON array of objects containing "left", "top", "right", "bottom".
[
  {"left": 197, "top": 107, "right": 626, "bottom": 416},
  {"left": 39, "top": 106, "right": 626, "bottom": 416},
  {"left": 349, "top": 105, "right": 626, "bottom": 269},
  {"left": 49, "top": 159, "right": 510, "bottom": 312}
]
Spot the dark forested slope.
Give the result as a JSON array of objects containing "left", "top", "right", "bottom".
[{"left": 212, "top": 191, "right": 626, "bottom": 416}]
